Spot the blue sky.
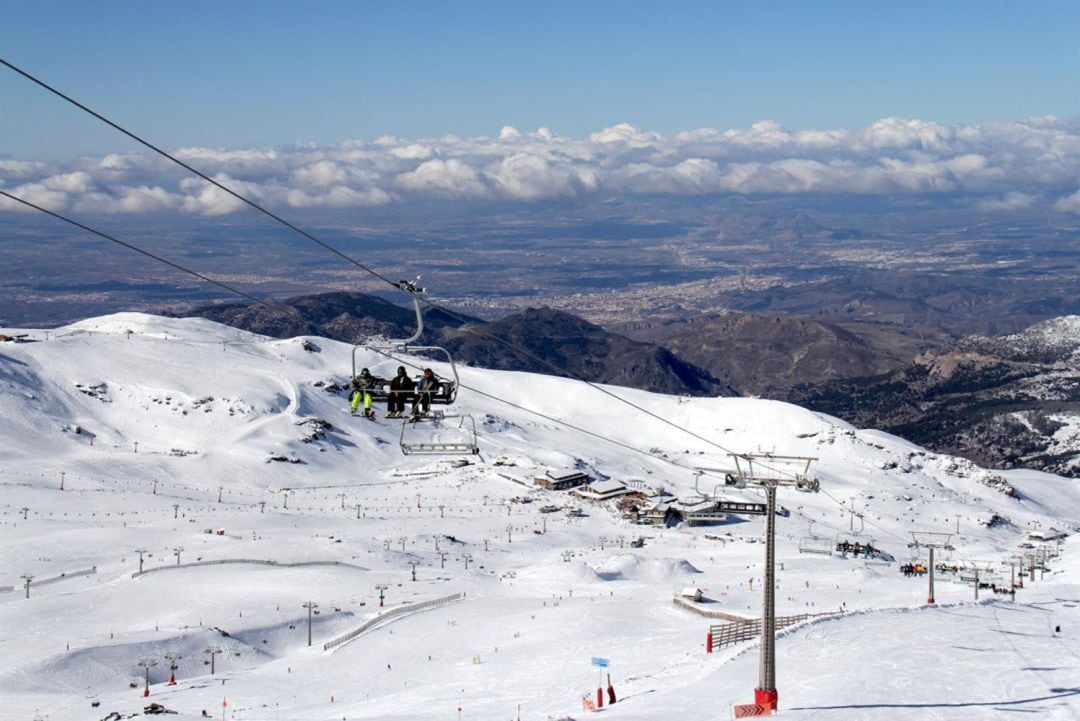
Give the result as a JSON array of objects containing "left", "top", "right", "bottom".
[{"left": 2, "top": 0, "right": 1077, "bottom": 161}]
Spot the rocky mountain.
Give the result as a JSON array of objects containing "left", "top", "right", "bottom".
[
  {"left": 188, "top": 294, "right": 730, "bottom": 397},
  {"left": 721, "top": 269, "right": 1080, "bottom": 336},
  {"left": 790, "top": 316, "right": 1080, "bottom": 477},
  {"left": 442, "top": 308, "right": 733, "bottom": 396},
  {"left": 186, "top": 294, "right": 1078, "bottom": 476},
  {"left": 618, "top": 312, "right": 951, "bottom": 396},
  {"left": 188, "top": 291, "right": 474, "bottom": 344}
]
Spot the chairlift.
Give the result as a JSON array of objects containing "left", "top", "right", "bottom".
[
  {"left": 798, "top": 520, "right": 833, "bottom": 556},
  {"left": 400, "top": 411, "right": 479, "bottom": 456},
  {"left": 834, "top": 530, "right": 879, "bottom": 559},
  {"left": 350, "top": 278, "right": 460, "bottom": 406},
  {"left": 350, "top": 278, "right": 477, "bottom": 455}
]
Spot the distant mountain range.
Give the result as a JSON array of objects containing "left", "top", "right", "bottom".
[
  {"left": 186, "top": 293, "right": 1078, "bottom": 477},
  {"left": 721, "top": 269, "right": 1080, "bottom": 336},
  {"left": 190, "top": 291, "right": 475, "bottom": 343},
  {"left": 790, "top": 317, "right": 1080, "bottom": 477},
  {"left": 187, "top": 293, "right": 730, "bottom": 397},
  {"left": 440, "top": 308, "right": 732, "bottom": 396},
  {"left": 618, "top": 312, "right": 951, "bottom": 396}
]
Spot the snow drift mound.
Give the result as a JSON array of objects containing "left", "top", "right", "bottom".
[
  {"left": 592, "top": 553, "right": 702, "bottom": 581},
  {"left": 572, "top": 562, "right": 604, "bottom": 582}
]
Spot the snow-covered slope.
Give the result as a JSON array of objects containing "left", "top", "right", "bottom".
[{"left": 1, "top": 313, "right": 1078, "bottom": 720}]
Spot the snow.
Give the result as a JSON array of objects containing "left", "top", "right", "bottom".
[
  {"left": 1004, "top": 315, "right": 1080, "bottom": 357},
  {"left": 2, "top": 313, "right": 1079, "bottom": 720}
]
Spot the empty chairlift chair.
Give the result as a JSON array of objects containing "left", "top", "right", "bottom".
[{"left": 798, "top": 521, "right": 833, "bottom": 556}]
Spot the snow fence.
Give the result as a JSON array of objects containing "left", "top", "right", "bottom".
[
  {"left": 323, "top": 592, "right": 465, "bottom": 651},
  {"left": 132, "top": 559, "right": 368, "bottom": 578},
  {"left": 1, "top": 567, "right": 97, "bottom": 593}
]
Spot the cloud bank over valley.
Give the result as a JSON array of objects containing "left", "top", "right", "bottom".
[{"left": 2, "top": 116, "right": 1078, "bottom": 216}]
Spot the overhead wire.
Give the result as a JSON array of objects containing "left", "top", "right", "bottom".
[
  {"left": 817, "top": 485, "right": 910, "bottom": 544},
  {"left": 0, "top": 63, "right": 911, "bottom": 546},
  {"left": 0, "top": 57, "right": 399, "bottom": 290},
  {"left": 19, "top": 61, "right": 1013, "bottom": 558},
  {"left": 0, "top": 189, "right": 317, "bottom": 333},
  {"left": 1, "top": 191, "right": 739, "bottom": 489},
  {"left": 2, "top": 57, "right": 859, "bottom": 489},
  {"left": 1, "top": 62, "right": 998, "bottom": 566}
]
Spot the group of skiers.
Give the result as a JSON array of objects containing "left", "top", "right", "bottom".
[
  {"left": 900, "top": 563, "right": 928, "bottom": 577},
  {"left": 349, "top": 365, "right": 439, "bottom": 420},
  {"left": 836, "top": 540, "right": 879, "bottom": 558}
]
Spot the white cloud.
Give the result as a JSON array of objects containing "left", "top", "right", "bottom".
[
  {"left": 0, "top": 159, "right": 50, "bottom": 180},
  {"left": 588, "top": 123, "right": 661, "bottom": 146},
  {"left": 1053, "top": 189, "right": 1080, "bottom": 214},
  {"left": 490, "top": 153, "right": 599, "bottom": 201},
  {"left": 292, "top": 160, "right": 348, "bottom": 188},
  {"left": 178, "top": 175, "right": 250, "bottom": 215},
  {"left": 395, "top": 158, "right": 489, "bottom": 199},
  {"left": 390, "top": 144, "right": 434, "bottom": 160},
  {"left": 2, "top": 182, "right": 71, "bottom": 211},
  {"left": 498, "top": 126, "right": 522, "bottom": 141},
  {"left": 976, "top": 191, "right": 1037, "bottom": 212},
  {"left": 1, "top": 117, "right": 1077, "bottom": 214},
  {"left": 43, "top": 171, "right": 95, "bottom": 193}
]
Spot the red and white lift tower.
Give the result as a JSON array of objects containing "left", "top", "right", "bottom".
[
  {"left": 707, "top": 453, "right": 818, "bottom": 716},
  {"left": 164, "top": 651, "right": 182, "bottom": 685},
  {"left": 137, "top": 657, "right": 157, "bottom": 697}
]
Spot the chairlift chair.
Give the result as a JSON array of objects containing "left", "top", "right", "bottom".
[
  {"left": 350, "top": 279, "right": 460, "bottom": 406},
  {"left": 798, "top": 520, "right": 833, "bottom": 556},
  {"left": 350, "top": 278, "right": 477, "bottom": 455},
  {"left": 400, "top": 411, "right": 480, "bottom": 456},
  {"left": 834, "top": 531, "right": 879, "bottom": 559}
]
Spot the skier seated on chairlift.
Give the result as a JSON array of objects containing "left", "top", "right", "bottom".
[
  {"left": 350, "top": 368, "right": 377, "bottom": 419},
  {"left": 387, "top": 366, "right": 415, "bottom": 419},
  {"left": 411, "top": 367, "right": 438, "bottom": 419}
]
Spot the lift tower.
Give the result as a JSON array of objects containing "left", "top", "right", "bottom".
[
  {"left": 717, "top": 453, "right": 818, "bottom": 715},
  {"left": 908, "top": 532, "right": 954, "bottom": 604}
]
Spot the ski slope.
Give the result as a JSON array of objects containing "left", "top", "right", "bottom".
[{"left": 1, "top": 313, "right": 1078, "bottom": 721}]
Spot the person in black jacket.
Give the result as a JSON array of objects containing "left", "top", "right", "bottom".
[{"left": 387, "top": 366, "right": 415, "bottom": 418}]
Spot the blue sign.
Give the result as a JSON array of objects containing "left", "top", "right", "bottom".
[{"left": 590, "top": 657, "right": 609, "bottom": 668}]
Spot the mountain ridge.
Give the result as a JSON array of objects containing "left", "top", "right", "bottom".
[
  {"left": 185, "top": 292, "right": 731, "bottom": 397},
  {"left": 791, "top": 316, "right": 1080, "bottom": 477}
]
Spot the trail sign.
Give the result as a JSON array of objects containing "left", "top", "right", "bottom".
[{"left": 590, "top": 657, "right": 609, "bottom": 668}]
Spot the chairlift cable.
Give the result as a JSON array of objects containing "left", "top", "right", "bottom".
[
  {"left": 0, "top": 57, "right": 399, "bottom": 290},
  {"left": 1, "top": 57, "right": 826, "bottom": 480},
  {"left": 364, "top": 347, "right": 707, "bottom": 466},
  {"left": 2, "top": 194, "right": 732, "bottom": 485},
  {"left": 9, "top": 192, "right": 915, "bottom": 545},
  {"left": 0, "top": 189, "right": 317, "bottom": 331},
  {"left": 817, "top": 486, "right": 908, "bottom": 544},
  {"left": 412, "top": 295, "right": 795, "bottom": 475}
]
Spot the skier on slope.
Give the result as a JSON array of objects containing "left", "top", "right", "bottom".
[{"left": 387, "top": 366, "right": 415, "bottom": 419}]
